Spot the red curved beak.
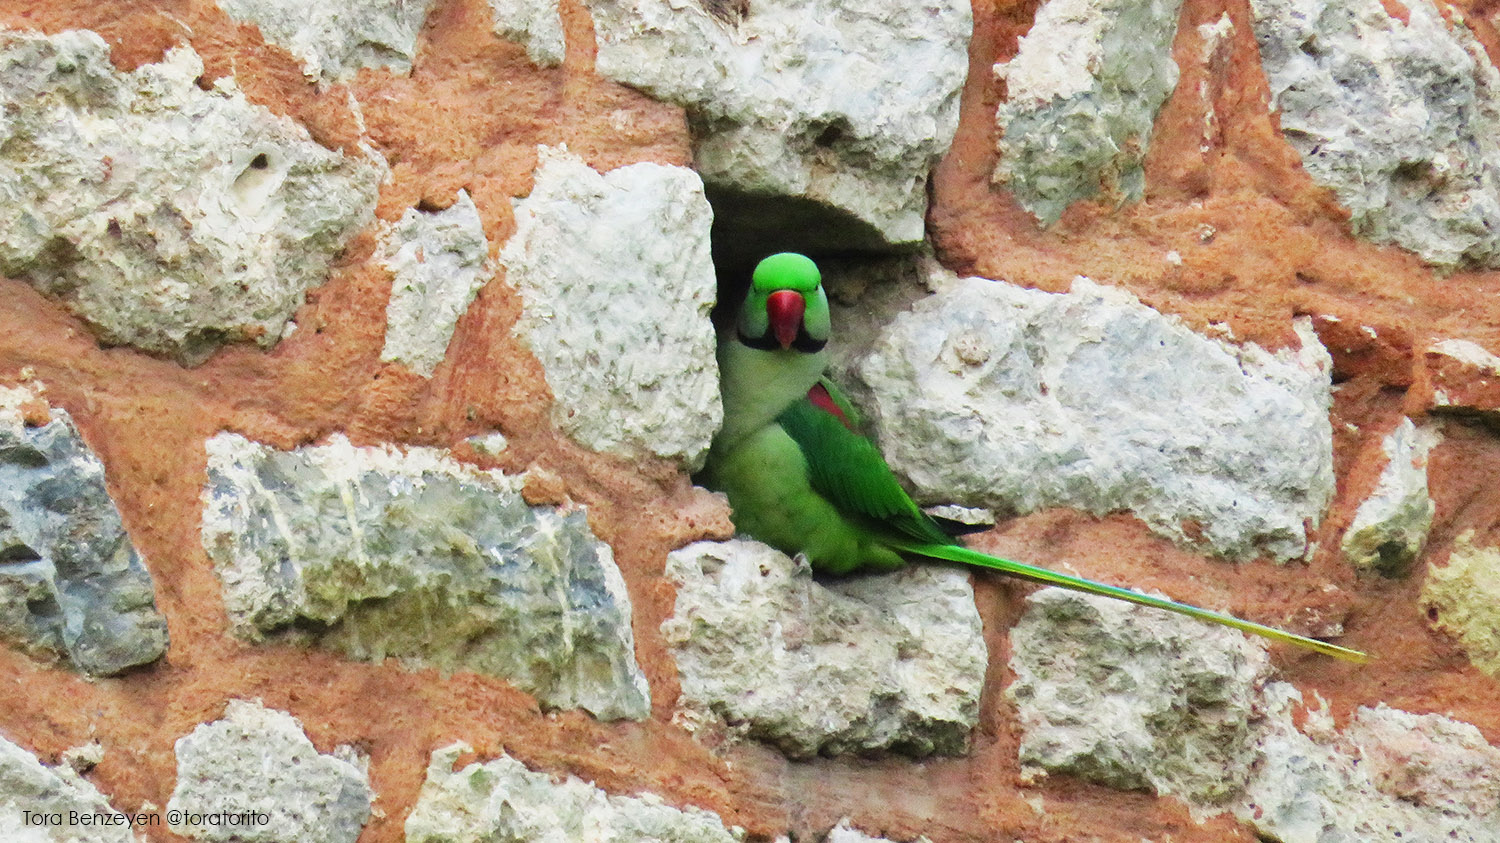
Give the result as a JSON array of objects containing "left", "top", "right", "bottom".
[{"left": 766, "top": 290, "right": 805, "bottom": 350}]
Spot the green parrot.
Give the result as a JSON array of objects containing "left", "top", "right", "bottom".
[{"left": 699, "top": 252, "right": 1367, "bottom": 663}]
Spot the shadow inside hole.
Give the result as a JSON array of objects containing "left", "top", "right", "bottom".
[
  {"left": 231, "top": 151, "right": 285, "bottom": 214},
  {"left": 705, "top": 185, "right": 915, "bottom": 328}
]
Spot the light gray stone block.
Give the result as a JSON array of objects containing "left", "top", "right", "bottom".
[
  {"left": 662, "top": 539, "right": 985, "bottom": 759},
  {"left": 1341, "top": 419, "right": 1436, "bottom": 576},
  {"left": 503, "top": 146, "right": 719, "bottom": 470},
  {"left": 167, "top": 701, "right": 370, "bottom": 843},
  {"left": 1009, "top": 587, "right": 1500, "bottom": 840},
  {"left": 1251, "top": 0, "right": 1500, "bottom": 268},
  {"left": 1240, "top": 686, "right": 1500, "bottom": 843},
  {"left": 0, "top": 734, "right": 141, "bottom": 843},
  {"left": 405, "top": 743, "right": 743, "bottom": 843},
  {"left": 489, "top": 0, "right": 566, "bottom": 66},
  {"left": 379, "top": 190, "right": 491, "bottom": 377},
  {"left": 850, "top": 275, "right": 1335, "bottom": 562},
  {"left": 0, "top": 29, "right": 382, "bottom": 364},
  {"left": 993, "top": 0, "right": 1184, "bottom": 224},
  {"left": 585, "top": 0, "right": 970, "bottom": 251},
  {"left": 200, "top": 433, "right": 650, "bottom": 721},
  {"left": 216, "top": 0, "right": 437, "bottom": 84},
  {"left": 1009, "top": 588, "right": 1271, "bottom": 804}
]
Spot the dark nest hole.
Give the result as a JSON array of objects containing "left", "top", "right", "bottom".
[{"left": 705, "top": 185, "right": 916, "bottom": 329}]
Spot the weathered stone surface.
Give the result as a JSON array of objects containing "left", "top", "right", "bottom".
[
  {"left": 1341, "top": 419, "right": 1436, "bottom": 576},
  {"left": 585, "top": 0, "right": 970, "bottom": 252},
  {"left": 850, "top": 275, "right": 1335, "bottom": 561},
  {"left": 0, "top": 385, "right": 167, "bottom": 676},
  {"left": 379, "top": 190, "right": 491, "bottom": 376},
  {"left": 200, "top": 432, "right": 650, "bottom": 720},
  {"left": 1010, "top": 587, "right": 1500, "bottom": 839},
  {"left": 1422, "top": 533, "right": 1500, "bottom": 680},
  {"left": 489, "top": 0, "right": 565, "bottom": 66},
  {"left": 405, "top": 743, "right": 744, "bottom": 843},
  {"left": 993, "top": 0, "right": 1184, "bottom": 225},
  {"left": 1250, "top": 0, "right": 1500, "bottom": 269},
  {"left": 824, "top": 819, "right": 932, "bottom": 843},
  {"left": 822, "top": 251, "right": 953, "bottom": 386},
  {"left": 1343, "top": 705, "right": 1500, "bottom": 818},
  {"left": 216, "top": 0, "right": 437, "bottom": 84},
  {"left": 1421, "top": 339, "right": 1500, "bottom": 415},
  {"left": 662, "top": 540, "right": 985, "bottom": 759},
  {"left": 167, "top": 700, "right": 371, "bottom": 843},
  {"left": 1008, "top": 588, "right": 1272, "bottom": 804},
  {"left": 921, "top": 504, "right": 995, "bottom": 531},
  {"left": 1240, "top": 685, "right": 1500, "bottom": 843},
  {"left": 0, "top": 29, "right": 382, "bottom": 365},
  {"left": 503, "top": 146, "right": 719, "bottom": 470},
  {"left": 0, "top": 733, "right": 138, "bottom": 843}
]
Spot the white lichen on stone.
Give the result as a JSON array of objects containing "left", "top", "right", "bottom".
[
  {"left": 0, "top": 29, "right": 382, "bottom": 365},
  {"left": 489, "top": 0, "right": 566, "bottom": 66},
  {"left": 850, "top": 274, "right": 1335, "bottom": 562},
  {"left": 994, "top": 0, "right": 1184, "bottom": 224},
  {"left": 216, "top": 0, "right": 437, "bottom": 84},
  {"left": 1341, "top": 419, "right": 1437, "bottom": 576},
  {"left": 378, "top": 190, "right": 492, "bottom": 376},
  {"left": 200, "top": 432, "right": 650, "bottom": 720},
  {"left": 0, "top": 734, "right": 139, "bottom": 843},
  {"left": 167, "top": 701, "right": 371, "bottom": 843},
  {"left": 584, "top": 0, "right": 971, "bottom": 250},
  {"left": 405, "top": 743, "right": 744, "bottom": 843},
  {"left": 1250, "top": 0, "right": 1500, "bottom": 268},
  {"left": 1422, "top": 532, "right": 1500, "bottom": 680},
  {"left": 503, "top": 146, "right": 719, "bottom": 470},
  {"left": 662, "top": 540, "right": 985, "bottom": 759},
  {"left": 1010, "top": 588, "right": 1500, "bottom": 839}
]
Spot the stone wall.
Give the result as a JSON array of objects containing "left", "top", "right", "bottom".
[{"left": 0, "top": 0, "right": 1497, "bottom": 841}]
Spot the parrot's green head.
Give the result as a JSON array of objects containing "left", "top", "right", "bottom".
[{"left": 738, "top": 252, "right": 830, "bottom": 353}]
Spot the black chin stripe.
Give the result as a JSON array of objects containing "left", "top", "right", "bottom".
[
  {"left": 739, "top": 333, "right": 781, "bottom": 351},
  {"left": 738, "top": 328, "right": 827, "bottom": 353},
  {"left": 793, "top": 333, "right": 827, "bottom": 353}
]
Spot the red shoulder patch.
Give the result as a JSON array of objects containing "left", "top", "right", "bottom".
[{"left": 807, "top": 382, "right": 855, "bottom": 431}]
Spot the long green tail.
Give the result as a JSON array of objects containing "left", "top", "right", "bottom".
[{"left": 892, "top": 539, "right": 1368, "bottom": 663}]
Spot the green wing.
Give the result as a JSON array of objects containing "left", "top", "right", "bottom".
[
  {"left": 776, "top": 378, "right": 1369, "bottom": 663},
  {"left": 776, "top": 381, "right": 952, "bottom": 547}
]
